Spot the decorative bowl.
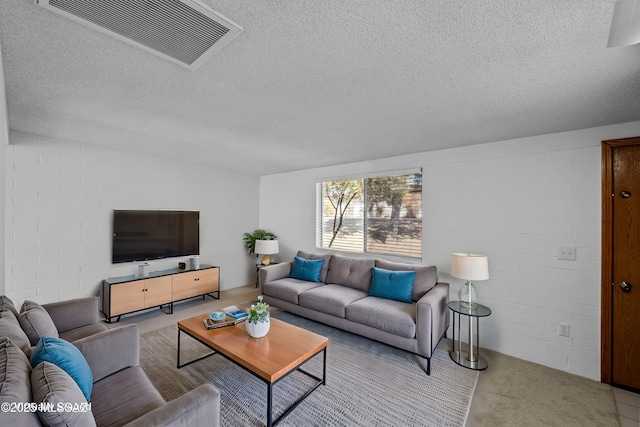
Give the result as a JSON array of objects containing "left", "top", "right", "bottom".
[{"left": 210, "top": 311, "right": 226, "bottom": 321}]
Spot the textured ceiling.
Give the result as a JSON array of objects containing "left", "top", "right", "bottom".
[{"left": 1, "top": 0, "right": 640, "bottom": 176}]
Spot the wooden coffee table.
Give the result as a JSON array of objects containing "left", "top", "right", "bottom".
[{"left": 177, "top": 315, "right": 328, "bottom": 427}]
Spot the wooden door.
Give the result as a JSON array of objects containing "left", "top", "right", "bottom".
[{"left": 602, "top": 138, "right": 640, "bottom": 391}]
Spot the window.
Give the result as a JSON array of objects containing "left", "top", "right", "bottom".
[{"left": 316, "top": 170, "right": 422, "bottom": 258}]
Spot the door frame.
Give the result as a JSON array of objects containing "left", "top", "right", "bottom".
[{"left": 601, "top": 136, "right": 640, "bottom": 384}]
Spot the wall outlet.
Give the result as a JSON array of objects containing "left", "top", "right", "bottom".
[
  {"left": 557, "top": 246, "right": 576, "bottom": 261},
  {"left": 558, "top": 322, "right": 570, "bottom": 337}
]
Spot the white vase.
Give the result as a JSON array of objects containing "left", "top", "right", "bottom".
[{"left": 246, "top": 316, "right": 270, "bottom": 338}]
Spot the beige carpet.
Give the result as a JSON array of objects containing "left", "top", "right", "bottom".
[
  {"left": 466, "top": 348, "right": 620, "bottom": 427},
  {"left": 140, "top": 312, "right": 479, "bottom": 426}
]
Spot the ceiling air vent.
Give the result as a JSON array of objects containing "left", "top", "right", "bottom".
[{"left": 36, "top": 0, "right": 243, "bottom": 70}]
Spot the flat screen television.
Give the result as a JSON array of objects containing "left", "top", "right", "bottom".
[{"left": 112, "top": 210, "right": 199, "bottom": 264}]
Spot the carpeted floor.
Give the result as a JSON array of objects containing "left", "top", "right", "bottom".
[
  {"left": 140, "top": 312, "right": 479, "bottom": 426},
  {"left": 466, "top": 348, "right": 621, "bottom": 427}
]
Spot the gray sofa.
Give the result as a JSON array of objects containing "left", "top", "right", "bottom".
[
  {"left": 0, "top": 296, "right": 220, "bottom": 427},
  {"left": 0, "top": 296, "right": 109, "bottom": 357},
  {"left": 259, "top": 251, "right": 450, "bottom": 374}
]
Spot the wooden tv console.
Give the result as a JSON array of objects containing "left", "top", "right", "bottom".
[{"left": 101, "top": 265, "right": 220, "bottom": 323}]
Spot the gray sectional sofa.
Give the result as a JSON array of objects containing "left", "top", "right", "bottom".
[
  {"left": 0, "top": 295, "right": 220, "bottom": 427},
  {"left": 259, "top": 251, "right": 450, "bottom": 374}
]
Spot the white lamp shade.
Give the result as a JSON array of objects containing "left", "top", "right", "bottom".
[
  {"left": 608, "top": 0, "right": 640, "bottom": 47},
  {"left": 255, "top": 239, "right": 279, "bottom": 255},
  {"left": 451, "top": 253, "right": 489, "bottom": 281}
]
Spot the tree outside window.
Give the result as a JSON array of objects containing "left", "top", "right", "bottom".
[{"left": 317, "top": 171, "right": 422, "bottom": 258}]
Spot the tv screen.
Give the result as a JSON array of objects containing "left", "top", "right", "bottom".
[{"left": 112, "top": 210, "right": 199, "bottom": 264}]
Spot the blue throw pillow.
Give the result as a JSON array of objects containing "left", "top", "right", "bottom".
[
  {"left": 30, "top": 337, "right": 93, "bottom": 401},
  {"left": 369, "top": 267, "right": 416, "bottom": 303},
  {"left": 290, "top": 256, "right": 324, "bottom": 282}
]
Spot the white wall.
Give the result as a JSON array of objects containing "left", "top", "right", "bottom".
[
  {"left": 260, "top": 121, "right": 640, "bottom": 381},
  {"left": 5, "top": 131, "right": 260, "bottom": 306},
  {"left": 0, "top": 45, "right": 7, "bottom": 297}
]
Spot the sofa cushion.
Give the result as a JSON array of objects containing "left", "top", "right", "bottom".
[
  {"left": 369, "top": 267, "right": 416, "bottom": 303},
  {"left": 346, "top": 296, "right": 416, "bottom": 338},
  {"left": 299, "top": 284, "right": 368, "bottom": 318},
  {"left": 325, "top": 255, "right": 376, "bottom": 292},
  {"left": 58, "top": 323, "right": 110, "bottom": 343},
  {"left": 0, "top": 337, "right": 41, "bottom": 427},
  {"left": 19, "top": 301, "right": 59, "bottom": 346},
  {"left": 375, "top": 260, "right": 438, "bottom": 301},
  {"left": 263, "top": 278, "right": 325, "bottom": 304},
  {"left": 30, "top": 337, "right": 93, "bottom": 401},
  {"left": 290, "top": 256, "right": 324, "bottom": 282},
  {"left": 0, "top": 309, "right": 33, "bottom": 356},
  {"left": 31, "top": 362, "right": 96, "bottom": 427},
  {"left": 42, "top": 297, "right": 101, "bottom": 334},
  {"left": 296, "top": 251, "right": 333, "bottom": 282},
  {"left": 91, "top": 366, "right": 165, "bottom": 427},
  {"left": 0, "top": 295, "right": 20, "bottom": 317}
]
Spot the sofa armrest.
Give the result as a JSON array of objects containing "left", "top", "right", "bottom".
[
  {"left": 415, "top": 282, "right": 450, "bottom": 357},
  {"left": 73, "top": 324, "right": 140, "bottom": 382},
  {"left": 258, "top": 262, "right": 292, "bottom": 293},
  {"left": 123, "top": 384, "right": 221, "bottom": 427},
  {"left": 43, "top": 297, "right": 100, "bottom": 333}
]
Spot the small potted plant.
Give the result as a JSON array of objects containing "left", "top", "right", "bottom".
[
  {"left": 243, "top": 230, "right": 276, "bottom": 257},
  {"left": 246, "top": 295, "right": 270, "bottom": 338}
]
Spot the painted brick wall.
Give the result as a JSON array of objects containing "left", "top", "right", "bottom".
[
  {"left": 5, "top": 131, "right": 259, "bottom": 306},
  {"left": 260, "top": 121, "right": 640, "bottom": 380},
  {"left": 421, "top": 137, "right": 602, "bottom": 379}
]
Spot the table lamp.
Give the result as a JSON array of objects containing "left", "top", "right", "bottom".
[
  {"left": 255, "top": 239, "right": 279, "bottom": 265},
  {"left": 451, "top": 253, "right": 489, "bottom": 308}
]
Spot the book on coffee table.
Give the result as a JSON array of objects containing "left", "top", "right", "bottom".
[
  {"left": 223, "top": 305, "right": 248, "bottom": 320},
  {"left": 203, "top": 316, "right": 244, "bottom": 330}
]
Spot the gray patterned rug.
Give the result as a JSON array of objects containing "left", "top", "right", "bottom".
[{"left": 139, "top": 312, "right": 479, "bottom": 426}]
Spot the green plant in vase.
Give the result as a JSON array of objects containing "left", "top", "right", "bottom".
[
  {"left": 247, "top": 295, "right": 270, "bottom": 324},
  {"left": 242, "top": 230, "right": 276, "bottom": 257},
  {"left": 246, "top": 295, "right": 270, "bottom": 338}
]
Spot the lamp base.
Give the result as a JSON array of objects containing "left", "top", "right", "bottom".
[
  {"left": 260, "top": 254, "right": 271, "bottom": 265},
  {"left": 458, "top": 280, "right": 478, "bottom": 308}
]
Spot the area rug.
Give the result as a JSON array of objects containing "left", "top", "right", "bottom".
[{"left": 139, "top": 312, "right": 479, "bottom": 426}]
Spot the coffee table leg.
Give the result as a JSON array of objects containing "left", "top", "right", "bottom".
[
  {"left": 267, "top": 383, "right": 273, "bottom": 427},
  {"left": 323, "top": 347, "right": 327, "bottom": 385},
  {"left": 177, "top": 329, "right": 182, "bottom": 369},
  {"left": 268, "top": 347, "right": 326, "bottom": 426},
  {"left": 176, "top": 328, "right": 218, "bottom": 369}
]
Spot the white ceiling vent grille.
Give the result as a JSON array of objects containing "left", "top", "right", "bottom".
[{"left": 36, "top": 0, "right": 243, "bottom": 70}]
